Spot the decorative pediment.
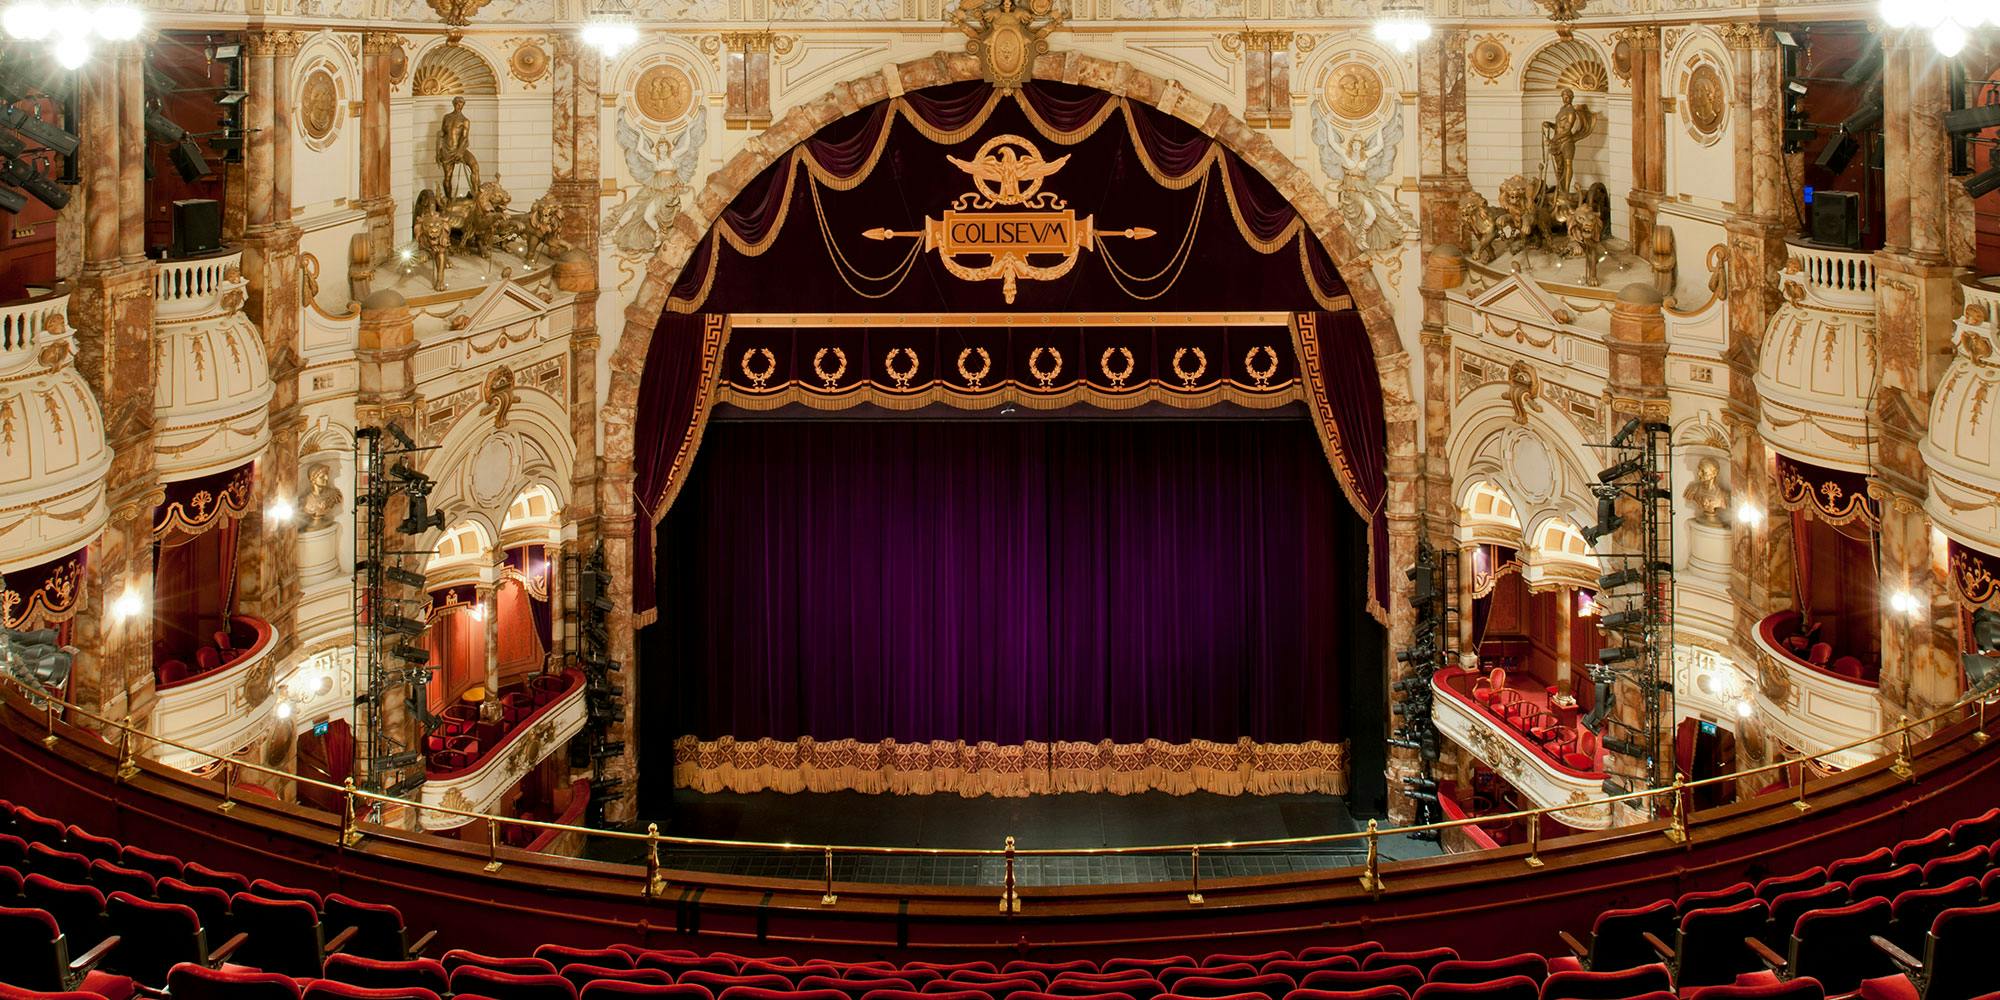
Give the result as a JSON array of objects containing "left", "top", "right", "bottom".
[{"left": 1469, "top": 273, "right": 1575, "bottom": 329}]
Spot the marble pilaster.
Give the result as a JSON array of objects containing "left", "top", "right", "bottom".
[
  {"left": 1415, "top": 29, "right": 1469, "bottom": 254},
  {"left": 1621, "top": 27, "right": 1665, "bottom": 248},
  {"left": 358, "top": 34, "right": 399, "bottom": 263}
]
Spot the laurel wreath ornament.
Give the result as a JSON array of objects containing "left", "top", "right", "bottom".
[
  {"left": 1028, "top": 346, "right": 1064, "bottom": 388},
  {"left": 1099, "top": 346, "right": 1135, "bottom": 389},
  {"left": 1244, "top": 345, "right": 1279, "bottom": 388},
  {"left": 956, "top": 347, "right": 992, "bottom": 388},
  {"left": 812, "top": 347, "right": 848, "bottom": 389},
  {"left": 1171, "top": 347, "right": 1208, "bottom": 388},
  {"left": 884, "top": 347, "right": 920, "bottom": 389},
  {"left": 740, "top": 347, "right": 777, "bottom": 389}
]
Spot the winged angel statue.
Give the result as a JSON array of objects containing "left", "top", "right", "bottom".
[
  {"left": 1311, "top": 102, "right": 1415, "bottom": 254},
  {"left": 602, "top": 106, "right": 707, "bottom": 256}
]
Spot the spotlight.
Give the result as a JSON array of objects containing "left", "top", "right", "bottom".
[
  {"left": 1816, "top": 133, "right": 1858, "bottom": 174},
  {"left": 1735, "top": 699, "right": 1754, "bottom": 718},
  {"left": 0, "top": 154, "right": 67, "bottom": 209},
  {"left": 0, "top": 185, "right": 23, "bottom": 213},
  {"left": 215, "top": 89, "right": 246, "bottom": 105},
  {"left": 1583, "top": 492, "right": 1622, "bottom": 546},
  {"left": 1967, "top": 165, "right": 2000, "bottom": 201},
  {"left": 0, "top": 104, "right": 80, "bottom": 157},
  {"left": 1607, "top": 417, "right": 1642, "bottom": 449},
  {"left": 1839, "top": 84, "right": 1884, "bottom": 134},
  {"left": 385, "top": 421, "right": 416, "bottom": 450},
  {"left": 2, "top": 1, "right": 53, "bottom": 39},
  {"left": 1842, "top": 39, "right": 1883, "bottom": 86},
  {"left": 1599, "top": 646, "right": 1641, "bottom": 665},
  {"left": 1966, "top": 652, "right": 2000, "bottom": 694},
  {"left": 207, "top": 42, "right": 241, "bottom": 60},
  {"left": 1945, "top": 104, "right": 2000, "bottom": 136},
  {"left": 169, "top": 134, "right": 209, "bottom": 182},
  {"left": 1598, "top": 456, "right": 1645, "bottom": 483},
  {"left": 1971, "top": 608, "right": 2000, "bottom": 652},
  {"left": 275, "top": 700, "right": 294, "bottom": 720},
  {"left": 1599, "top": 608, "right": 1645, "bottom": 630},
  {"left": 385, "top": 566, "right": 427, "bottom": 589}
]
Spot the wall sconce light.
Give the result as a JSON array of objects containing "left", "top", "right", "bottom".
[
  {"left": 267, "top": 498, "right": 294, "bottom": 524},
  {"left": 111, "top": 586, "right": 142, "bottom": 621},
  {"left": 1734, "top": 500, "right": 1764, "bottom": 527}
]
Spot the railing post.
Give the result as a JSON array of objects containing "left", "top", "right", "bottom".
[
  {"left": 1793, "top": 757, "right": 1811, "bottom": 812},
  {"left": 116, "top": 716, "right": 138, "bottom": 780},
  {"left": 484, "top": 821, "right": 503, "bottom": 873},
  {"left": 1892, "top": 714, "right": 1915, "bottom": 780},
  {"left": 999, "top": 836, "right": 1020, "bottom": 914},
  {"left": 1663, "top": 775, "right": 1688, "bottom": 845},
  {"left": 43, "top": 698, "right": 57, "bottom": 747},
  {"left": 820, "top": 846, "right": 838, "bottom": 906},
  {"left": 644, "top": 823, "right": 668, "bottom": 899},
  {"left": 219, "top": 762, "right": 236, "bottom": 812},
  {"left": 1975, "top": 696, "right": 1989, "bottom": 745},
  {"left": 1358, "top": 819, "right": 1385, "bottom": 893},
  {"left": 340, "top": 779, "right": 362, "bottom": 847},
  {"left": 1187, "top": 846, "right": 1204, "bottom": 905},
  {"left": 1525, "top": 812, "right": 1544, "bottom": 868}
]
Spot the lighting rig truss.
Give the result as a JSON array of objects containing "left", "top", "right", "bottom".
[
  {"left": 353, "top": 423, "right": 445, "bottom": 800},
  {"left": 565, "top": 543, "right": 626, "bottom": 826},
  {"left": 1390, "top": 535, "right": 1448, "bottom": 839},
  {"left": 1581, "top": 417, "right": 1676, "bottom": 808},
  {"left": 0, "top": 57, "right": 81, "bottom": 216}
]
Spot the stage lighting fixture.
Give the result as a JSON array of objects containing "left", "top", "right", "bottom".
[
  {"left": 1598, "top": 645, "right": 1641, "bottom": 664},
  {"left": 143, "top": 108, "right": 185, "bottom": 142},
  {"left": 1840, "top": 86, "right": 1884, "bottom": 134},
  {"left": 1599, "top": 608, "right": 1645, "bottom": 630},
  {"left": 1607, "top": 416, "right": 1642, "bottom": 449},
  {"left": 0, "top": 154, "right": 66, "bottom": 209},
  {"left": 385, "top": 421, "right": 417, "bottom": 450},
  {"left": 390, "top": 642, "right": 430, "bottom": 664},
  {"left": 1967, "top": 165, "right": 2000, "bottom": 201},
  {"left": 168, "top": 134, "right": 208, "bottom": 182},
  {"left": 385, "top": 566, "right": 427, "bottom": 589},
  {"left": 1842, "top": 40, "right": 1883, "bottom": 86},
  {"left": 0, "top": 105, "right": 80, "bottom": 158},
  {"left": 1945, "top": 104, "right": 2000, "bottom": 135},
  {"left": 1583, "top": 493, "right": 1622, "bottom": 546},
  {"left": 0, "top": 185, "right": 24, "bottom": 214},
  {"left": 1580, "top": 676, "right": 1614, "bottom": 731},
  {"left": 1785, "top": 80, "right": 1808, "bottom": 97},
  {"left": 1971, "top": 608, "right": 2000, "bottom": 652},
  {"left": 1598, "top": 456, "right": 1645, "bottom": 483},
  {"left": 387, "top": 460, "right": 428, "bottom": 485},
  {"left": 1816, "top": 133, "right": 1858, "bottom": 174},
  {"left": 380, "top": 614, "right": 427, "bottom": 637},
  {"left": 1772, "top": 29, "right": 1800, "bottom": 48},
  {"left": 1407, "top": 559, "right": 1438, "bottom": 605},
  {"left": 216, "top": 89, "right": 247, "bottom": 105},
  {"left": 398, "top": 505, "right": 444, "bottom": 536}
]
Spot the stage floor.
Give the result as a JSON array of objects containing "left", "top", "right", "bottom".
[{"left": 591, "top": 791, "right": 1441, "bottom": 886}]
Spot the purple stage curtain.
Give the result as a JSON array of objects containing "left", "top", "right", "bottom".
[
  {"left": 658, "top": 418, "right": 1358, "bottom": 747},
  {"left": 1292, "top": 311, "right": 1389, "bottom": 619},
  {"left": 632, "top": 313, "right": 728, "bottom": 623}
]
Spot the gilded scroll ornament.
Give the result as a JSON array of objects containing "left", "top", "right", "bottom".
[
  {"left": 1503, "top": 361, "right": 1543, "bottom": 424},
  {"left": 1099, "top": 346, "right": 1134, "bottom": 388},
  {"left": 740, "top": 348, "right": 777, "bottom": 389},
  {"left": 481, "top": 366, "right": 517, "bottom": 428}
]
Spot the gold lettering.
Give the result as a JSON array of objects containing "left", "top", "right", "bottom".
[{"left": 940, "top": 210, "right": 1078, "bottom": 256}]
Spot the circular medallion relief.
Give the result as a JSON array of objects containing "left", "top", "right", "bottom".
[
  {"left": 1503, "top": 429, "right": 1557, "bottom": 504},
  {"left": 469, "top": 433, "right": 518, "bottom": 508},
  {"left": 387, "top": 45, "right": 409, "bottom": 87},
  {"left": 509, "top": 42, "right": 549, "bottom": 87},
  {"left": 633, "top": 64, "right": 695, "bottom": 126},
  {"left": 1325, "top": 62, "right": 1385, "bottom": 122},
  {"left": 299, "top": 69, "right": 339, "bottom": 143},
  {"left": 1469, "top": 38, "right": 1510, "bottom": 82},
  {"left": 1612, "top": 38, "right": 1633, "bottom": 82},
  {"left": 1685, "top": 63, "right": 1727, "bottom": 140}
]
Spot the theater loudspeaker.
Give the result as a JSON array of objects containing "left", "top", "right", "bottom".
[
  {"left": 1810, "top": 190, "right": 1862, "bottom": 248},
  {"left": 170, "top": 199, "right": 222, "bottom": 257}
]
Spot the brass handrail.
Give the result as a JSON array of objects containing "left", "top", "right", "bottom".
[{"left": 4, "top": 671, "right": 1994, "bottom": 868}]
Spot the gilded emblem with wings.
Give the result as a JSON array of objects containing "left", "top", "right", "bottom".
[{"left": 948, "top": 134, "right": 1070, "bottom": 208}]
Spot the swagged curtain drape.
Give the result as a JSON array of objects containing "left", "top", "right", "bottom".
[
  {"left": 151, "top": 463, "right": 255, "bottom": 667},
  {"left": 658, "top": 418, "right": 1362, "bottom": 796}
]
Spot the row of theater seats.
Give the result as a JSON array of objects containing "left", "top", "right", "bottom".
[{"left": 4, "top": 798, "right": 2000, "bottom": 1000}]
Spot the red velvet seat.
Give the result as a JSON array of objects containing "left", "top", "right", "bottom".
[
  {"left": 1048, "top": 974, "right": 1164, "bottom": 1000},
  {"left": 583, "top": 986, "right": 721, "bottom": 1000},
  {"left": 229, "top": 892, "right": 352, "bottom": 978},
  {"left": 1807, "top": 643, "right": 1832, "bottom": 667},
  {"left": 1168, "top": 974, "right": 1294, "bottom": 1000},
  {"left": 1765, "top": 896, "right": 1893, "bottom": 993},
  {"left": 105, "top": 890, "right": 242, "bottom": 988},
  {"left": 1764, "top": 884, "right": 1849, "bottom": 950},
  {"left": 0, "top": 832, "right": 28, "bottom": 869},
  {"left": 197, "top": 646, "right": 223, "bottom": 672},
  {"left": 1651, "top": 898, "right": 1770, "bottom": 989},
  {"left": 90, "top": 858, "right": 158, "bottom": 899},
  {"left": 183, "top": 862, "right": 252, "bottom": 896},
  {"left": 65, "top": 826, "right": 122, "bottom": 864},
  {"left": 1849, "top": 865, "right": 1925, "bottom": 904},
  {"left": 1868, "top": 899, "right": 2000, "bottom": 1000},
  {"left": 1537, "top": 963, "right": 1673, "bottom": 1000},
  {"left": 1557, "top": 899, "right": 1677, "bottom": 972},
  {"left": 1424, "top": 954, "right": 1546, "bottom": 985},
  {"left": 1280, "top": 990, "right": 1407, "bottom": 1000},
  {"left": 29, "top": 841, "right": 95, "bottom": 884},
  {"left": 0, "top": 903, "right": 132, "bottom": 1000},
  {"left": 1168, "top": 966, "right": 1256, "bottom": 985},
  {"left": 1892, "top": 830, "right": 1953, "bottom": 869},
  {"left": 1006, "top": 991, "right": 1137, "bottom": 1000},
  {"left": 908, "top": 963, "right": 1001, "bottom": 977},
  {"left": 684, "top": 973, "right": 797, "bottom": 994},
  {"left": 1006, "top": 962, "right": 1100, "bottom": 978},
  {"left": 0, "top": 982, "right": 119, "bottom": 1000},
  {"left": 160, "top": 660, "right": 192, "bottom": 684},
  {"left": 717, "top": 988, "right": 848, "bottom": 1000},
  {"left": 1755, "top": 867, "right": 1828, "bottom": 902},
  {"left": 537, "top": 946, "right": 636, "bottom": 970},
  {"left": 325, "top": 893, "right": 435, "bottom": 961},
  {"left": 1204, "top": 954, "right": 1292, "bottom": 969},
  {"left": 1408, "top": 977, "right": 1538, "bottom": 1000},
  {"left": 559, "top": 965, "right": 672, "bottom": 991},
  {"left": 1683, "top": 981, "right": 1825, "bottom": 999},
  {"left": 1947, "top": 806, "right": 2000, "bottom": 848},
  {"left": 1827, "top": 848, "right": 1895, "bottom": 886},
  {"left": 248, "top": 877, "right": 324, "bottom": 909},
  {"left": 450, "top": 966, "right": 581, "bottom": 1000},
  {"left": 24, "top": 873, "right": 112, "bottom": 951},
  {"left": 1261, "top": 958, "right": 1359, "bottom": 981},
  {"left": 1103, "top": 959, "right": 1196, "bottom": 975},
  {"left": 870, "top": 990, "right": 991, "bottom": 1000},
  {"left": 637, "top": 953, "right": 741, "bottom": 976},
  {"left": 799, "top": 974, "right": 920, "bottom": 1000},
  {"left": 1885, "top": 877, "right": 1981, "bottom": 955},
  {"left": 0, "top": 863, "right": 22, "bottom": 902},
  {"left": 931, "top": 977, "right": 1043, "bottom": 998},
  {"left": 15, "top": 806, "right": 68, "bottom": 846},
  {"left": 1296, "top": 968, "right": 1424, "bottom": 996},
  {"left": 1918, "top": 846, "right": 1987, "bottom": 888},
  {"left": 444, "top": 950, "right": 561, "bottom": 975},
  {"left": 322, "top": 954, "right": 451, "bottom": 993},
  {"left": 158, "top": 877, "right": 234, "bottom": 942},
  {"left": 1295, "top": 946, "right": 1381, "bottom": 965},
  {"left": 951, "top": 972, "right": 1052, "bottom": 988},
  {"left": 168, "top": 963, "right": 301, "bottom": 1000},
  {"left": 302, "top": 982, "right": 444, "bottom": 1000},
  {"left": 1676, "top": 882, "right": 1756, "bottom": 914},
  {"left": 1357, "top": 950, "right": 1454, "bottom": 977}
]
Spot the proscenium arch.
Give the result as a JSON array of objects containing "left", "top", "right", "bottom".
[{"left": 594, "top": 51, "right": 1423, "bottom": 817}]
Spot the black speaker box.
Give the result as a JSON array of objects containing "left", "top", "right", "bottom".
[
  {"left": 1810, "top": 190, "right": 1862, "bottom": 249},
  {"left": 170, "top": 198, "right": 222, "bottom": 257}
]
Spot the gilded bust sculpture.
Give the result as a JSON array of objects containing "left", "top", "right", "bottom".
[
  {"left": 1684, "top": 456, "right": 1730, "bottom": 525},
  {"left": 300, "top": 463, "right": 343, "bottom": 529}
]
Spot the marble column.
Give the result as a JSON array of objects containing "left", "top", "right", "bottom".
[
  {"left": 1415, "top": 29, "right": 1470, "bottom": 256},
  {"left": 1871, "top": 30, "right": 1966, "bottom": 724},
  {"left": 1458, "top": 543, "right": 1477, "bottom": 659},
  {"left": 545, "top": 537, "right": 566, "bottom": 667},
  {"left": 116, "top": 42, "right": 145, "bottom": 263},
  {"left": 1623, "top": 27, "right": 1665, "bottom": 248},
  {"left": 69, "top": 44, "right": 159, "bottom": 732},
  {"left": 1605, "top": 283, "right": 1671, "bottom": 823},
  {"left": 358, "top": 33, "right": 399, "bottom": 263},
  {"left": 481, "top": 561, "right": 501, "bottom": 720},
  {"left": 1554, "top": 586, "right": 1574, "bottom": 697},
  {"left": 234, "top": 31, "right": 307, "bottom": 661}
]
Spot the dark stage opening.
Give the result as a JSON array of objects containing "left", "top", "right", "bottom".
[{"left": 638, "top": 412, "right": 1386, "bottom": 839}]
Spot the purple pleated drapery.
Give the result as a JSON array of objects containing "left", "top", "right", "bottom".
[
  {"left": 1292, "top": 311, "right": 1390, "bottom": 619},
  {"left": 658, "top": 419, "right": 1358, "bottom": 748}
]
